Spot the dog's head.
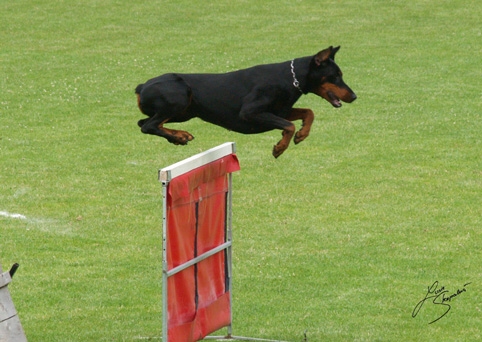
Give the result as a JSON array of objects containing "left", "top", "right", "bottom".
[{"left": 307, "top": 46, "right": 356, "bottom": 107}]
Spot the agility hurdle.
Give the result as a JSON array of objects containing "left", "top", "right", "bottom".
[{"left": 159, "top": 142, "right": 286, "bottom": 342}]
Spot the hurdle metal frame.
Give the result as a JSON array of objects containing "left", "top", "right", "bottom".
[{"left": 159, "top": 142, "right": 287, "bottom": 342}]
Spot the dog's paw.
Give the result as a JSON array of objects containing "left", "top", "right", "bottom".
[
  {"left": 168, "top": 130, "right": 194, "bottom": 145},
  {"left": 294, "top": 129, "right": 310, "bottom": 144},
  {"left": 138, "top": 119, "right": 148, "bottom": 128},
  {"left": 272, "top": 144, "right": 286, "bottom": 158}
]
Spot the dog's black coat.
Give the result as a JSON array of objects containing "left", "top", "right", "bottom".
[{"left": 135, "top": 46, "right": 356, "bottom": 157}]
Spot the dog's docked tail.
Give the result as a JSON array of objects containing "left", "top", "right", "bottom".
[
  {"left": 135, "top": 83, "right": 144, "bottom": 94},
  {"left": 135, "top": 84, "right": 144, "bottom": 113}
]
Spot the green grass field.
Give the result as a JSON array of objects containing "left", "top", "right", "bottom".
[{"left": 1, "top": 0, "right": 481, "bottom": 341}]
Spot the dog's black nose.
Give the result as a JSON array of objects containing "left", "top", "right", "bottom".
[{"left": 351, "top": 93, "right": 357, "bottom": 101}]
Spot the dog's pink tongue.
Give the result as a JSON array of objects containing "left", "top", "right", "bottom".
[{"left": 333, "top": 99, "right": 341, "bottom": 107}]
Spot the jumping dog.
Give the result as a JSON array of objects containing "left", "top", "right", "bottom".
[{"left": 135, "top": 46, "right": 356, "bottom": 158}]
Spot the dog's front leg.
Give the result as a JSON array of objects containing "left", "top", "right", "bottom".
[
  {"left": 286, "top": 108, "right": 314, "bottom": 144},
  {"left": 272, "top": 124, "right": 296, "bottom": 158},
  {"left": 239, "top": 109, "right": 295, "bottom": 158},
  {"left": 240, "top": 88, "right": 300, "bottom": 158}
]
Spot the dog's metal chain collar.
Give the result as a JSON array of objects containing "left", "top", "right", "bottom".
[{"left": 291, "top": 59, "right": 303, "bottom": 93}]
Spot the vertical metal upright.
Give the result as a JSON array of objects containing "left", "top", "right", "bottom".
[
  {"left": 161, "top": 179, "right": 169, "bottom": 342},
  {"left": 225, "top": 170, "right": 234, "bottom": 338}
]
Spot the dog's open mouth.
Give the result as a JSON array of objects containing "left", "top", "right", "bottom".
[{"left": 328, "top": 91, "right": 342, "bottom": 108}]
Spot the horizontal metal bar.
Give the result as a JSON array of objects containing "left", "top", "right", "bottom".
[
  {"left": 159, "top": 142, "right": 236, "bottom": 182},
  {"left": 166, "top": 241, "right": 232, "bottom": 277}
]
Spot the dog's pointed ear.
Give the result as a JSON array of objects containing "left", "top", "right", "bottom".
[
  {"left": 314, "top": 46, "right": 340, "bottom": 66},
  {"left": 330, "top": 46, "right": 341, "bottom": 60}
]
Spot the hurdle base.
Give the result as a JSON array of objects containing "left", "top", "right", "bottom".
[{"left": 204, "top": 335, "right": 289, "bottom": 342}]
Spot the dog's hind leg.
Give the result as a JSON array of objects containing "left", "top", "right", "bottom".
[
  {"left": 286, "top": 108, "right": 315, "bottom": 144},
  {"left": 141, "top": 114, "right": 194, "bottom": 145},
  {"left": 156, "top": 122, "right": 194, "bottom": 145},
  {"left": 137, "top": 76, "right": 195, "bottom": 145}
]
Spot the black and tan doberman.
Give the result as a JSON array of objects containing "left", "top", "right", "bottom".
[{"left": 135, "top": 46, "right": 356, "bottom": 158}]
